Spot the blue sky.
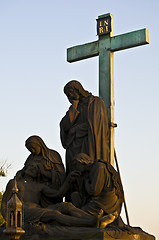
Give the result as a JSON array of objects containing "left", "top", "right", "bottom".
[{"left": 0, "top": 1, "right": 159, "bottom": 239}]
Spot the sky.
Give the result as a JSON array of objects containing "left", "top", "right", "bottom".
[{"left": 0, "top": 0, "right": 159, "bottom": 239}]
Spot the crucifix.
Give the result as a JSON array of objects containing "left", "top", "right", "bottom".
[{"left": 67, "top": 13, "right": 149, "bottom": 166}]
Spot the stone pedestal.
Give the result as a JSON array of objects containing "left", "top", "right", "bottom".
[
  {"left": 44, "top": 226, "right": 155, "bottom": 240},
  {"left": 83, "top": 230, "right": 155, "bottom": 240},
  {"left": 0, "top": 224, "right": 155, "bottom": 240}
]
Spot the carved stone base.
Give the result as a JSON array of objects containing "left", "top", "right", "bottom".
[
  {"left": 47, "top": 228, "right": 155, "bottom": 240},
  {"left": 0, "top": 224, "right": 155, "bottom": 240},
  {"left": 82, "top": 230, "right": 155, "bottom": 240}
]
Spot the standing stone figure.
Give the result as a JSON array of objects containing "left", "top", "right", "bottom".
[{"left": 60, "top": 80, "right": 109, "bottom": 176}]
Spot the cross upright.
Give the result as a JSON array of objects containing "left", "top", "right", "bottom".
[{"left": 67, "top": 13, "right": 149, "bottom": 166}]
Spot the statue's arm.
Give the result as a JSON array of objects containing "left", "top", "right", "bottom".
[
  {"left": 85, "top": 164, "right": 106, "bottom": 197},
  {"left": 60, "top": 100, "right": 79, "bottom": 132},
  {"left": 42, "top": 174, "right": 73, "bottom": 198},
  {"left": 37, "top": 163, "right": 52, "bottom": 179},
  {"left": 42, "top": 185, "right": 59, "bottom": 198},
  {"left": 60, "top": 101, "right": 80, "bottom": 148}
]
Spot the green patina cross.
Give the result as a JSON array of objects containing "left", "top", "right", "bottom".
[{"left": 67, "top": 13, "right": 149, "bottom": 166}]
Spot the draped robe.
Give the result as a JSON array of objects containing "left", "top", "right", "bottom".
[
  {"left": 60, "top": 95, "right": 109, "bottom": 175},
  {"left": 81, "top": 160, "right": 124, "bottom": 216}
]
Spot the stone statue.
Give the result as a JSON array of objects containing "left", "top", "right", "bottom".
[
  {"left": 1, "top": 152, "right": 154, "bottom": 239},
  {"left": 60, "top": 80, "right": 109, "bottom": 176},
  {"left": 0, "top": 84, "right": 155, "bottom": 240},
  {"left": 16, "top": 135, "right": 65, "bottom": 206},
  {"left": 70, "top": 153, "right": 124, "bottom": 223},
  {"left": 1, "top": 161, "right": 118, "bottom": 229}
]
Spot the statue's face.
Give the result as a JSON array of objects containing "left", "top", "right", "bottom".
[
  {"left": 25, "top": 163, "right": 39, "bottom": 178},
  {"left": 26, "top": 142, "right": 41, "bottom": 155},
  {"left": 65, "top": 87, "right": 79, "bottom": 103}
]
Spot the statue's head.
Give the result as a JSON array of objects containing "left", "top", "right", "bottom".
[
  {"left": 73, "top": 153, "right": 94, "bottom": 172},
  {"left": 64, "top": 80, "right": 91, "bottom": 103},
  {"left": 25, "top": 136, "right": 42, "bottom": 156},
  {"left": 25, "top": 162, "right": 40, "bottom": 178},
  {"left": 25, "top": 135, "right": 57, "bottom": 171}
]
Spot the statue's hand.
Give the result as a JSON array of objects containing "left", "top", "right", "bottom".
[
  {"left": 68, "top": 170, "right": 81, "bottom": 183},
  {"left": 72, "top": 99, "right": 79, "bottom": 109}
]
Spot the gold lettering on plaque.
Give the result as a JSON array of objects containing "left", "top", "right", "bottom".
[
  {"left": 99, "top": 27, "right": 104, "bottom": 34},
  {"left": 104, "top": 20, "right": 109, "bottom": 26},
  {"left": 100, "top": 21, "right": 102, "bottom": 27}
]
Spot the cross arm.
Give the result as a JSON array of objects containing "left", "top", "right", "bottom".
[
  {"left": 111, "top": 28, "right": 149, "bottom": 52},
  {"left": 67, "top": 40, "right": 99, "bottom": 63}
]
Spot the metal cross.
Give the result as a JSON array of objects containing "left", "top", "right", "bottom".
[{"left": 67, "top": 13, "right": 149, "bottom": 166}]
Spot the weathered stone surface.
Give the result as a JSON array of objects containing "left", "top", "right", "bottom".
[
  {"left": 93, "top": 230, "right": 155, "bottom": 240},
  {"left": 0, "top": 224, "right": 155, "bottom": 240},
  {"left": 0, "top": 80, "right": 155, "bottom": 240}
]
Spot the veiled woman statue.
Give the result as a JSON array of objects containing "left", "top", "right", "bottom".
[{"left": 16, "top": 135, "right": 65, "bottom": 206}]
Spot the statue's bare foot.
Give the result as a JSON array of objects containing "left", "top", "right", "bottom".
[
  {"left": 96, "top": 209, "right": 104, "bottom": 228},
  {"left": 99, "top": 211, "right": 118, "bottom": 228}
]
